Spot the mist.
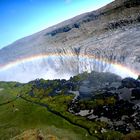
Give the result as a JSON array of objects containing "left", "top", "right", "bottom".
[{"left": 0, "top": 56, "right": 138, "bottom": 83}]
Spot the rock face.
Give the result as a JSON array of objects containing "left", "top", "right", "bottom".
[
  {"left": 0, "top": 0, "right": 140, "bottom": 82},
  {"left": 68, "top": 72, "right": 140, "bottom": 134},
  {"left": 79, "top": 71, "right": 122, "bottom": 98}
]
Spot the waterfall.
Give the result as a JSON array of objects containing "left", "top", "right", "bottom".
[{"left": 0, "top": 54, "right": 138, "bottom": 83}]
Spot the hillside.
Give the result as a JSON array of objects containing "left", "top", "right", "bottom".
[
  {"left": 0, "top": 72, "right": 140, "bottom": 139},
  {"left": 0, "top": 0, "right": 140, "bottom": 82}
]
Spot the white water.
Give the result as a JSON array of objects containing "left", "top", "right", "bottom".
[{"left": 0, "top": 56, "right": 138, "bottom": 83}]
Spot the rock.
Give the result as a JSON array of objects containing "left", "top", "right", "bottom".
[
  {"left": 78, "top": 110, "right": 92, "bottom": 116},
  {"left": 101, "top": 128, "right": 107, "bottom": 133},
  {"left": 0, "top": 88, "right": 3, "bottom": 91},
  {"left": 12, "top": 129, "right": 59, "bottom": 140},
  {"left": 131, "top": 88, "right": 140, "bottom": 100},
  {"left": 79, "top": 71, "right": 122, "bottom": 98},
  {"left": 122, "top": 78, "right": 140, "bottom": 88},
  {"left": 87, "top": 114, "right": 98, "bottom": 120},
  {"left": 118, "top": 87, "right": 132, "bottom": 101},
  {"left": 123, "top": 131, "right": 140, "bottom": 140}
]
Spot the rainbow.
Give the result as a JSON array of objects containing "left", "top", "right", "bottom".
[{"left": 0, "top": 52, "right": 139, "bottom": 79}]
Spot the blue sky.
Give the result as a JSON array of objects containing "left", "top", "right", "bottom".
[{"left": 0, "top": 0, "right": 113, "bottom": 48}]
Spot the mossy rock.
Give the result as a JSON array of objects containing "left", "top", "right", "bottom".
[
  {"left": 123, "top": 131, "right": 140, "bottom": 140},
  {"left": 102, "top": 131, "right": 123, "bottom": 140}
]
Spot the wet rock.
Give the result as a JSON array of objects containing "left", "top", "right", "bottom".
[
  {"left": 131, "top": 88, "right": 140, "bottom": 100},
  {"left": 122, "top": 78, "right": 140, "bottom": 88}
]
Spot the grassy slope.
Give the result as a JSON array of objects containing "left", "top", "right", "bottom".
[
  {"left": 0, "top": 82, "right": 96, "bottom": 140},
  {"left": 1, "top": 80, "right": 139, "bottom": 140}
]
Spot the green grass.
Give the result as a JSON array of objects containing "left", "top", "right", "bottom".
[
  {"left": 0, "top": 80, "right": 125, "bottom": 140},
  {"left": 24, "top": 93, "right": 103, "bottom": 134},
  {"left": 0, "top": 82, "right": 97, "bottom": 140}
]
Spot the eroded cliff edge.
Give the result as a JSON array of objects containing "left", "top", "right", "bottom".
[{"left": 0, "top": 0, "right": 140, "bottom": 82}]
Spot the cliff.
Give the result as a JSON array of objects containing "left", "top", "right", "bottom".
[{"left": 0, "top": 0, "right": 140, "bottom": 82}]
